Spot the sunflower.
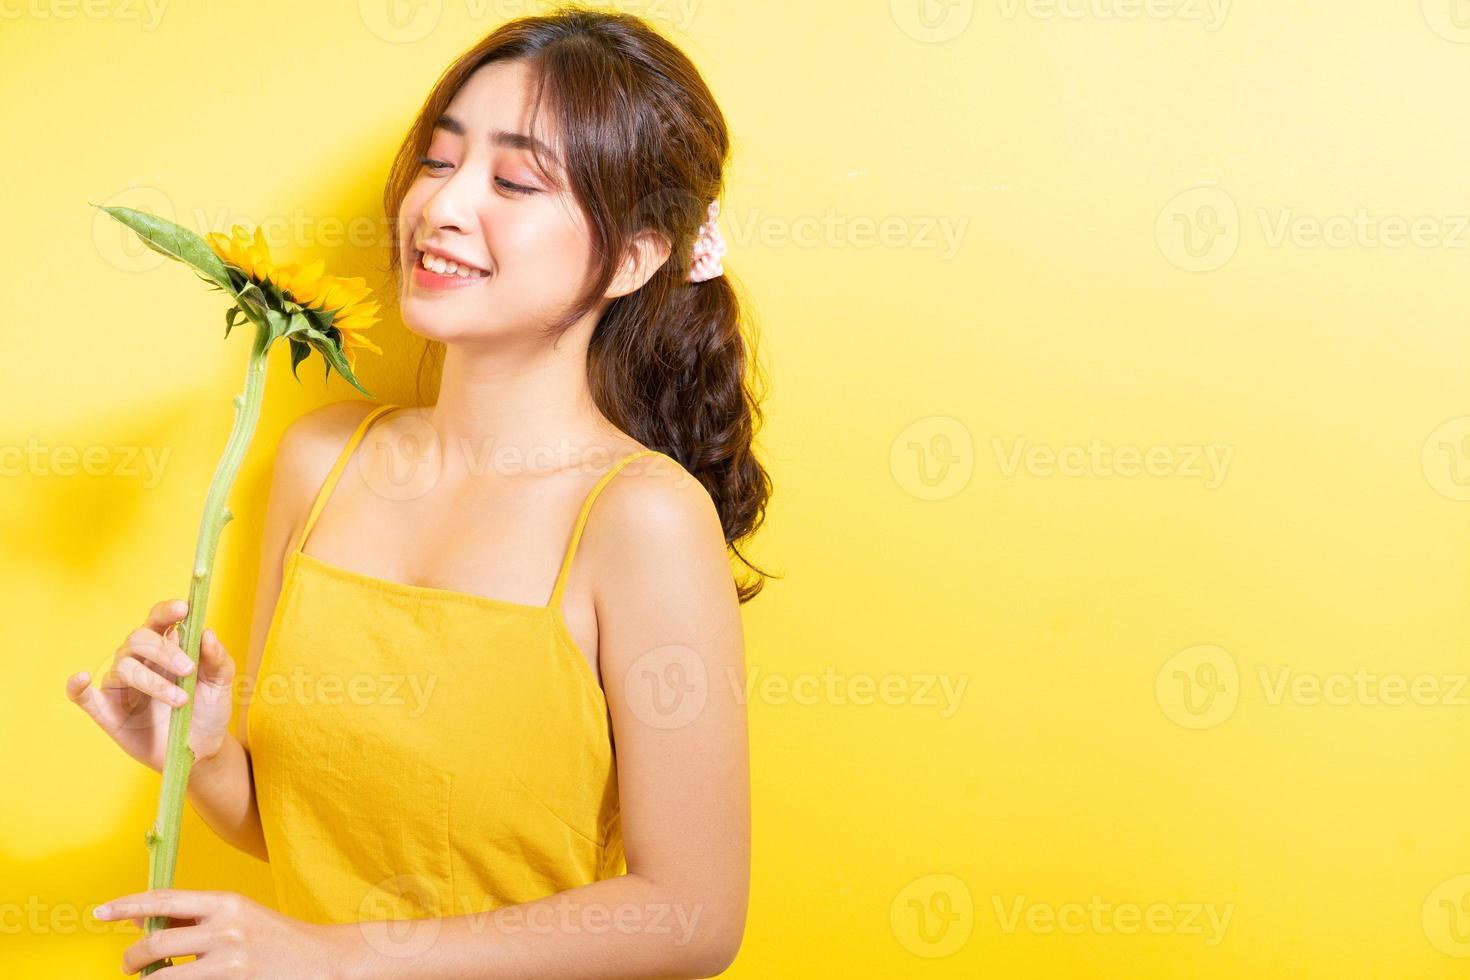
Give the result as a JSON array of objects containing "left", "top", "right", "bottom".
[
  {"left": 292, "top": 270, "right": 384, "bottom": 373},
  {"left": 206, "top": 224, "right": 383, "bottom": 373}
]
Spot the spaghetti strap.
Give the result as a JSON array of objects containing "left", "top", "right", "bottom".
[
  {"left": 548, "top": 449, "right": 669, "bottom": 610},
  {"left": 290, "top": 403, "right": 400, "bottom": 555}
]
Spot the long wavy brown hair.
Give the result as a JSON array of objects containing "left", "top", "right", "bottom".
[{"left": 380, "top": 4, "right": 775, "bottom": 602}]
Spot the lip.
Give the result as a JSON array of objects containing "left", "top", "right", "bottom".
[{"left": 411, "top": 248, "right": 491, "bottom": 291}]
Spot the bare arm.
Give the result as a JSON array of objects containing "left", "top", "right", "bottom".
[{"left": 328, "top": 454, "right": 751, "bottom": 979}]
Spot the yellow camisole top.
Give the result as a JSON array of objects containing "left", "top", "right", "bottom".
[{"left": 247, "top": 402, "right": 667, "bottom": 926}]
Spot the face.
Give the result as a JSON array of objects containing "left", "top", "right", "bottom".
[{"left": 396, "top": 59, "right": 592, "bottom": 344}]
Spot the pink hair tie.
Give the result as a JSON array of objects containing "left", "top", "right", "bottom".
[{"left": 687, "top": 199, "right": 726, "bottom": 283}]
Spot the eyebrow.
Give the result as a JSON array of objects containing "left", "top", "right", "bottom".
[{"left": 432, "top": 112, "right": 565, "bottom": 182}]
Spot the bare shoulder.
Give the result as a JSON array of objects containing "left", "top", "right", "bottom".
[
  {"left": 273, "top": 399, "right": 381, "bottom": 491},
  {"left": 599, "top": 451, "right": 723, "bottom": 543},
  {"left": 584, "top": 450, "right": 731, "bottom": 593},
  {"left": 264, "top": 399, "right": 383, "bottom": 548}
]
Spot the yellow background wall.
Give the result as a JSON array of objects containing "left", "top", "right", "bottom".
[{"left": 4, "top": 0, "right": 1469, "bottom": 976}]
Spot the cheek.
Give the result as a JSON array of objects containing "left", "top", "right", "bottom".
[
  {"left": 499, "top": 206, "right": 586, "bottom": 270},
  {"left": 397, "top": 182, "right": 433, "bottom": 247}
]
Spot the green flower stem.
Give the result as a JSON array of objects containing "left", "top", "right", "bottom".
[{"left": 140, "top": 319, "right": 271, "bottom": 976}]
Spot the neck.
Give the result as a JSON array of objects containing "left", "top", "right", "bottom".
[{"left": 421, "top": 334, "right": 617, "bottom": 480}]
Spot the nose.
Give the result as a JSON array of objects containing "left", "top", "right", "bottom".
[{"left": 420, "top": 165, "right": 478, "bottom": 236}]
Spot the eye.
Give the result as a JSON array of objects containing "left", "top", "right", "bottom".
[
  {"left": 417, "top": 154, "right": 453, "bottom": 173},
  {"left": 496, "top": 178, "right": 539, "bottom": 195}
]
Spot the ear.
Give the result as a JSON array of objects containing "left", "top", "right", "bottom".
[{"left": 604, "top": 227, "right": 673, "bottom": 300}]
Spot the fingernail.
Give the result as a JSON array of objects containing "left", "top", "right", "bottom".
[
  {"left": 94, "top": 903, "right": 111, "bottom": 919},
  {"left": 174, "top": 600, "right": 187, "bottom": 612},
  {"left": 171, "top": 689, "right": 187, "bottom": 705},
  {"left": 174, "top": 656, "right": 193, "bottom": 673}
]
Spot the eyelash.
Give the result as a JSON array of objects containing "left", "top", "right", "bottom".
[{"left": 416, "top": 155, "right": 538, "bottom": 195}]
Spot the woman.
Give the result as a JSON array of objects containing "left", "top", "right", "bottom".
[{"left": 67, "top": 7, "right": 771, "bottom": 976}]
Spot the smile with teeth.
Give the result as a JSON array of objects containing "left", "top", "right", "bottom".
[{"left": 419, "top": 250, "right": 490, "bottom": 278}]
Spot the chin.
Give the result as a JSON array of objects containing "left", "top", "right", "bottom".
[
  {"left": 401, "top": 300, "right": 523, "bottom": 346},
  {"left": 400, "top": 303, "right": 470, "bottom": 343}
]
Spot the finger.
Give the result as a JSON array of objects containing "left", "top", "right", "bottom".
[
  {"left": 144, "top": 599, "right": 189, "bottom": 634},
  {"left": 107, "top": 657, "right": 189, "bottom": 708},
  {"left": 128, "top": 913, "right": 196, "bottom": 929},
  {"left": 98, "top": 889, "right": 217, "bottom": 923},
  {"left": 133, "top": 957, "right": 208, "bottom": 977},
  {"left": 121, "top": 923, "right": 210, "bottom": 975},
  {"left": 65, "top": 671, "right": 127, "bottom": 734},
  {"left": 197, "top": 629, "right": 233, "bottom": 683},
  {"left": 117, "top": 630, "right": 194, "bottom": 680}
]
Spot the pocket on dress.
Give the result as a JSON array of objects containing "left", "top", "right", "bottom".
[{"left": 506, "top": 767, "right": 609, "bottom": 849}]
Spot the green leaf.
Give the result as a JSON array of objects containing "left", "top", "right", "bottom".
[
  {"left": 94, "top": 205, "right": 235, "bottom": 295},
  {"left": 224, "top": 306, "right": 242, "bottom": 339},
  {"left": 288, "top": 338, "right": 311, "bottom": 383},
  {"left": 285, "top": 312, "right": 313, "bottom": 339},
  {"left": 235, "top": 280, "right": 268, "bottom": 318},
  {"left": 264, "top": 309, "right": 289, "bottom": 344},
  {"left": 309, "top": 334, "right": 373, "bottom": 398}
]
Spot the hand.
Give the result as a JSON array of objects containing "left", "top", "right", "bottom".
[
  {"left": 96, "top": 888, "right": 350, "bottom": 978},
  {"left": 65, "top": 599, "right": 237, "bottom": 773}
]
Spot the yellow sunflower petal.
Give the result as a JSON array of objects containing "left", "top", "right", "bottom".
[
  {"left": 342, "top": 335, "right": 383, "bottom": 357},
  {"left": 318, "top": 276, "right": 373, "bottom": 312}
]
